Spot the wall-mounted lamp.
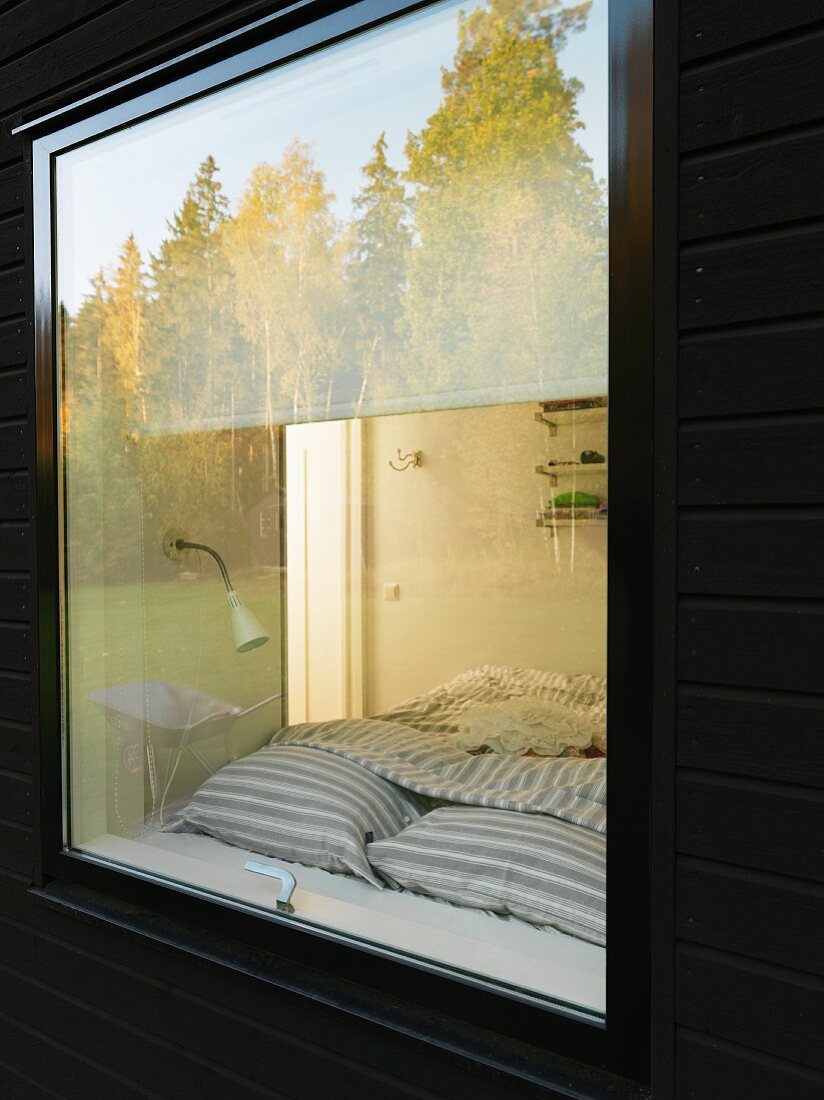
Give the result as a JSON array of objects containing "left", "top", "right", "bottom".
[{"left": 162, "top": 531, "right": 269, "bottom": 653}]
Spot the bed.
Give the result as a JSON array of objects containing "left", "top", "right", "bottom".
[{"left": 83, "top": 666, "right": 608, "bottom": 1013}]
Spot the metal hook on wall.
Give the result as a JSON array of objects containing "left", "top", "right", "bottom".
[{"left": 388, "top": 449, "right": 422, "bottom": 472}]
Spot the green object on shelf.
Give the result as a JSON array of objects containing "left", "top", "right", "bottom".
[{"left": 550, "top": 491, "right": 601, "bottom": 508}]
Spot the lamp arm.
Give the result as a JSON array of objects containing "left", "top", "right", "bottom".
[{"left": 175, "top": 539, "right": 233, "bottom": 592}]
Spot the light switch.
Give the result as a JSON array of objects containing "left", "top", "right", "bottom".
[{"left": 383, "top": 583, "right": 400, "bottom": 601}]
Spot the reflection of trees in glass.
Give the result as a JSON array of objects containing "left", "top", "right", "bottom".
[
  {"left": 347, "top": 132, "right": 412, "bottom": 412},
  {"left": 61, "top": 0, "right": 606, "bottom": 577},
  {"left": 146, "top": 155, "right": 233, "bottom": 425},
  {"left": 225, "top": 139, "right": 345, "bottom": 431},
  {"left": 102, "top": 235, "right": 150, "bottom": 425},
  {"left": 404, "top": 0, "right": 606, "bottom": 400}
]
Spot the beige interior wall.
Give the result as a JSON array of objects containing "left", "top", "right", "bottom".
[{"left": 362, "top": 402, "right": 608, "bottom": 714}]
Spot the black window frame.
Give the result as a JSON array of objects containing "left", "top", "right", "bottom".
[{"left": 30, "top": 0, "right": 653, "bottom": 1084}]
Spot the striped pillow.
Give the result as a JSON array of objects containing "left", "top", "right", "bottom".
[
  {"left": 366, "top": 805, "right": 606, "bottom": 945},
  {"left": 168, "top": 745, "right": 425, "bottom": 887}
]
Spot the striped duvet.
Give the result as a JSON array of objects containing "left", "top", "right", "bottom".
[
  {"left": 272, "top": 717, "right": 606, "bottom": 834},
  {"left": 168, "top": 666, "right": 607, "bottom": 944}
]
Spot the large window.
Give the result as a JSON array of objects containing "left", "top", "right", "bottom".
[{"left": 51, "top": 0, "right": 611, "bottom": 1019}]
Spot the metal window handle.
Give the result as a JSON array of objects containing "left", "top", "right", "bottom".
[{"left": 243, "top": 860, "right": 296, "bottom": 913}]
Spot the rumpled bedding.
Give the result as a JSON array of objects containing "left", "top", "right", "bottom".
[
  {"left": 271, "top": 716, "right": 606, "bottom": 834},
  {"left": 374, "top": 664, "right": 606, "bottom": 755}
]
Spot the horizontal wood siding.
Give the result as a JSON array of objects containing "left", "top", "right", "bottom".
[
  {"left": 676, "top": 859, "right": 824, "bottom": 975},
  {"left": 674, "top": 4, "right": 824, "bottom": 1097},
  {"left": 679, "top": 414, "right": 824, "bottom": 504},
  {"left": 679, "top": 321, "right": 824, "bottom": 417},
  {"left": 680, "top": 227, "right": 824, "bottom": 328},
  {"left": 0, "top": 722, "right": 32, "bottom": 773},
  {"left": 0, "top": 268, "right": 25, "bottom": 317},
  {"left": 680, "top": 0, "right": 824, "bottom": 62},
  {"left": 0, "top": 319, "right": 25, "bottom": 370},
  {"left": 678, "top": 600, "right": 824, "bottom": 693},
  {"left": 676, "top": 946, "right": 824, "bottom": 1071},
  {"left": 681, "top": 131, "right": 824, "bottom": 239},
  {"left": 0, "top": 473, "right": 28, "bottom": 519},
  {"left": 676, "top": 1031, "right": 824, "bottom": 1100},
  {"left": 0, "top": 822, "right": 32, "bottom": 875},
  {"left": 678, "top": 510, "right": 824, "bottom": 597},
  {"left": 677, "top": 771, "right": 824, "bottom": 881},
  {"left": 0, "top": 877, "right": 595, "bottom": 1100},
  {"left": 0, "top": 523, "right": 29, "bottom": 569},
  {"left": 680, "top": 33, "right": 824, "bottom": 151},
  {"left": 677, "top": 684, "right": 824, "bottom": 788}
]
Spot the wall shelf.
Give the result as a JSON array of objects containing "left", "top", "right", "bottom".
[
  {"left": 535, "top": 463, "right": 608, "bottom": 485},
  {"left": 534, "top": 398, "right": 608, "bottom": 523},
  {"left": 534, "top": 399, "right": 608, "bottom": 434},
  {"left": 535, "top": 510, "right": 608, "bottom": 529}
]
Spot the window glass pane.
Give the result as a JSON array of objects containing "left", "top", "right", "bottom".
[{"left": 57, "top": 0, "right": 608, "bottom": 1015}]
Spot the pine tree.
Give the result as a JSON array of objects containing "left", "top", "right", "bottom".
[
  {"left": 147, "top": 155, "right": 233, "bottom": 424},
  {"left": 67, "top": 268, "right": 110, "bottom": 389},
  {"left": 403, "top": 0, "right": 607, "bottom": 401},
  {"left": 348, "top": 132, "right": 411, "bottom": 410},
  {"left": 102, "top": 235, "right": 149, "bottom": 425}
]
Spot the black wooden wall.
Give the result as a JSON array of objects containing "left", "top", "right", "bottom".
[
  {"left": 0, "top": 1, "right": 822, "bottom": 1097},
  {"left": 670, "top": 1, "right": 824, "bottom": 1097}
]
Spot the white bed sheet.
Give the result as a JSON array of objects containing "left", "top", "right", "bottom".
[{"left": 81, "top": 829, "right": 605, "bottom": 1016}]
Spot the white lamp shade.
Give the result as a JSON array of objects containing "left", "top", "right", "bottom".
[{"left": 227, "top": 590, "right": 269, "bottom": 652}]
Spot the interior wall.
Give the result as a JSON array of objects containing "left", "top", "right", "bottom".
[{"left": 362, "top": 402, "right": 607, "bottom": 713}]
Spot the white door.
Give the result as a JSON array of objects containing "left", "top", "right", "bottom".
[{"left": 285, "top": 419, "right": 363, "bottom": 722}]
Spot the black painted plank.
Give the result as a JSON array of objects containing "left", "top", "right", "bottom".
[
  {"left": 0, "top": 575, "right": 30, "bottom": 621},
  {"left": 0, "top": 473, "right": 27, "bottom": 519},
  {"left": 680, "top": 415, "right": 824, "bottom": 505},
  {"left": 3, "top": 877, "right": 634, "bottom": 1100},
  {"left": 0, "top": 1061, "right": 60, "bottom": 1100},
  {"left": 0, "top": 1, "right": 120, "bottom": 68},
  {"left": 677, "top": 1031, "right": 824, "bottom": 1100},
  {"left": 680, "top": 321, "right": 824, "bottom": 418},
  {"left": 0, "top": 772, "right": 31, "bottom": 824},
  {"left": 0, "top": 674, "right": 31, "bottom": 723},
  {"left": 679, "top": 600, "right": 824, "bottom": 694},
  {"left": 0, "top": 266, "right": 24, "bottom": 319},
  {"left": 681, "top": 130, "right": 824, "bottom": 240},
  {"left": 681, "top": 32, "right": 824, "bottom": 152},
  {"left": 0, "top": 962, "right": 289, "bottom": 1100},
  {"left": 0, "top": 371, "right": 26, "bottom": 420},
  {"left": 0, "top": 124, "right": 24, "bottom": 174},
  {"left": 676, "top": 945, "right": 824, "bottom": 1071},
  {"left": 0, "top": 0, "right": 278, "bottom": 113},
  {"left": 677, "top": 772, "right": 824, "bottom": 880},
  {"left": 678, "top": 684, "right": 824, "bottom": 788},
  {"left": 0, "top": 1013, "right": 148, "bottom": 1100},
  {"left": 681, "top": 0, "right": 824, "bottom": 63},
  {"left": 679, "top": 510, "right": 824, "bottom": 597},
  {"left": 0, "top": 422, "right": 26, "bottom": 471},
  {"left": 676, "top": 859, "right": 824, "bottom": 975},
  {"left": 0, "top": 916, "right": 466, "bottom": 1100},
  {"left": 0, "top": 215, "right": 22, "bottom": 267},
  {"left": 0, "top": 723, "right": 31, "bottom": 773},
  {"left": 0, "top": 162, "right": 24, "bottom": 215},
  {"left": 681, "top": 226, "right": 824, "bottom": 329},
  {"left": 0, "top": 820, "right": 31, "bottom": 875},
  {"left": 0, "top": 624, "right": 31, "bottom": 672},
  {"left": 0, "top": 523, "right": 28, "bottom": 569},
  {"left": 0, "top": 319, "right": 24, "bottom": 370}
]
